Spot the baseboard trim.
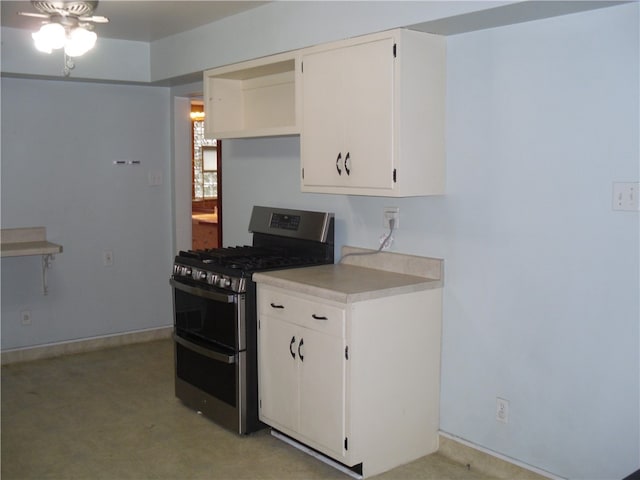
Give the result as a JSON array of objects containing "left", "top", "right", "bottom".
[
  {"left": 1, "top": 326, "right": 173, "bottom": 365},
  {"left": 271, "top": 430, "right": 363, "bottom": 479},
  {"left": 438, "top": 432, "right": 565, "bottom": 480}
]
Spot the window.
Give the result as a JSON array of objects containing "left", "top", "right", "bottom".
[
  {"left": 200, "top": 145, "right": 218, "bottom": 199},
  {"left": 192, "top": 109, "right": 217, "bottom": 200}
]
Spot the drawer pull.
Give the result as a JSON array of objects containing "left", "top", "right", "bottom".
[
  {"left": 270, "top": 303, "right": 285, "bottom": 309},
  {"left": 312, "top": 314, "right": 328, "bottom": 320}
]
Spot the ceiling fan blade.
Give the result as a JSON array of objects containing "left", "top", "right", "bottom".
[
  {"left": 17, "top": 11, "right": 50, "bottom": 19},
  {"left": 78, "top": 15, "right": 109, "bottom": 23}
]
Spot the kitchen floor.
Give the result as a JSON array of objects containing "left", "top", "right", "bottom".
[{"left": 1, "top": 339, "right": 495, "bottom": 480}]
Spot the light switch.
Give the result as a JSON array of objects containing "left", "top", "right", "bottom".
[
  {"left": 148, "top": 170, "right": 163, "bottom": 186},
  {"left": 612, "top": 182, "right": 640, "bottom": 211}
]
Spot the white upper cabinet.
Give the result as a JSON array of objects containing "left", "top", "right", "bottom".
[
  {"left": 203, "top": 51, "right": 301, "bottom": 139},
  {"left": 203, "top": 29, "right": 445, "bottom": 197},
  {"left": 300, "top": 29, "right": 446, "bottom": 197}
]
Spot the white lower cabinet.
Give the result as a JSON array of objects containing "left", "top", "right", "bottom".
[
  {"left": 257, "top": 283, "right": 442, "bottom": 477},
  {"left": 259, "top": 313, "right": 346, "bottom": 457},
  {"left": 258, "top": 286, "right": 347, "bottom": 459}
]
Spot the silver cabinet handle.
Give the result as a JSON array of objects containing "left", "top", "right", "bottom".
[
  {"left": 170, "top": 278, "right": 235, "bottom": 303},
  {"left": 173, "top": 333, "right": 236, "bottom": 364}
]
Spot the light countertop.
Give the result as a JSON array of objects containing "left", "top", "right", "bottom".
[
  {"left": 1, "top": 227, "right": 62, "bottom": 257},
  {"left": 192, "top": 213, "right": 218, "bottom": 224},
  {"left": 253, "top": 246, "right": 443, "bottom": 304}
]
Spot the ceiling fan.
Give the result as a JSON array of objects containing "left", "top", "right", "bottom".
[
  {"left": 18, "top": 1, "right": 109, "bottom": 75},
  {"left": 18, "top": 1, "right": 109, "bottom": 26}
]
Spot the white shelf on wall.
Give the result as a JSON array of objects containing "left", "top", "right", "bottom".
[{"left": 1, "top": 227, "right": 63, "bottom": 295}]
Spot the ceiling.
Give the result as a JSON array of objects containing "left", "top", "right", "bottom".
[
  {"left": 1, "top": 1, "right": 627, "bottom": 50},
  {"left": 0, "top": 1, "right": 269, "bottom": 42}
]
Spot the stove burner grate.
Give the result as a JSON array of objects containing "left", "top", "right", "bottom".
[{"left": 182, "top": 246, "right": 323, "bottom": 272}]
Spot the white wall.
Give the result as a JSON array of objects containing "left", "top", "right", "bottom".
[
  {"left": 1, "top": 78, "right": 174, "bottom": 350},
  {"left": 441, "top": 5, "right": 638, "bottom": 478},
  {"left": 150, "top": 1, "right": 511, "bottom": 81},
  {"left": 220, "top": 4, "right": 639, "bottom": 479}
]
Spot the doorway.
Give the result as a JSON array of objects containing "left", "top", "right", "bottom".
[{"left": 190, "top": 101, "right": 222, "bottom": 250}]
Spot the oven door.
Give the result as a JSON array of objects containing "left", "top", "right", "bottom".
[{"left": 170, "top": 278, "right": 245, "bottom": 351}]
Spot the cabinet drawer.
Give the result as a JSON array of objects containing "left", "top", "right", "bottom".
[{"left": 258, "top": 286, "right": 345, "bottom": 337}]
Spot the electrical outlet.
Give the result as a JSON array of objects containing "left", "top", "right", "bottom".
[
  {"left": 103, "top": 250, "right": 114, "bottom": 266},
  {"left": 20, "top": 310, "right": 32, "bottom": 326},
  {"left": 383, "top": 207, "right": 399, "bottom": 229},
  {"left": 378, "top": 233, "right": 394, "bottom": 250},
  {"left": 496, "top": 397, "right": 509, "bottom": 423}
]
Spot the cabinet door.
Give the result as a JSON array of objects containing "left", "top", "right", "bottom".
[
  {"left": 301, "top": 46, "right": 346, "bottom": 187},
  {"left": 298, "top": 326, "right": 346, "bottom": 456},
  {"left": 258, "top": 315, "right": 299, "bottom": 432},
  {"left": 301, "top": 37, "right": 395, "bottom": 191},
  {"left": 341, "top": 38, "right": 394, "bottom": 190}
]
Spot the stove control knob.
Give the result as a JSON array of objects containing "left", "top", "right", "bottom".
[
  {"left": 180, "top": 266, "right": 192, "bottom": 277},
  {"left": 217, "top": 276, "right": 231, "bottom": 288},
  {"left": 206, "top": 273, "right": 216, "bottom": 285},
  {"left": 192, "top": 269, "right": 205, "bottom": 281}
]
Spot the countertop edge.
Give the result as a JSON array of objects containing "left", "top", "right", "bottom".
[{"left": 253, "top": 269, "right": 442, "bottom": 304}]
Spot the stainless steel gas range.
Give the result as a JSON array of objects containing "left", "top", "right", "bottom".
[{"left": 170, "top": 206, "right": 334, "bottom": 434}]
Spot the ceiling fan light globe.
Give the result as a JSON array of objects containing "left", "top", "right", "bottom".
[
  {"left": 64, "top": 27, "right": 96, "bottom": 57},
  {"left": 32, "top": 33, "right": 53, "bottom": 54},
  {"left": 32, "top": 22, "right": 66, "bottom": 52}
]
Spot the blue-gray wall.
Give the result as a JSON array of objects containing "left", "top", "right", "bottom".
[
  {"left": 1, "top": 79, "right": 173, "bottom": 348},
  {"left": 1, "top": 2, "right": 638, "bottom": 479},
  {"left": 220, "top": 5, "right": 639, "bottom": 479}
]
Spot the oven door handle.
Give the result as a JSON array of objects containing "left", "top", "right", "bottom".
[
  {"left": 173, "top": 333, "right": 236, "bottom": 364},
  {"left": 170, "top": 278, "right": 235, "bottom": 303}
]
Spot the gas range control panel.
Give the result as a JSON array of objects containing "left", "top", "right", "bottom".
[{"left": 172, "top": 263, "right": 247, "bottom": 293}]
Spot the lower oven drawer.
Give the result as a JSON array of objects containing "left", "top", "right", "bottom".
[{"left": 174, "top": 334, "right": 239, "bottom": 408}]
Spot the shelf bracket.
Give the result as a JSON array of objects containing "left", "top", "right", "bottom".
[{"left": 42, "top": 254, "right": 55, "bottom": 295}]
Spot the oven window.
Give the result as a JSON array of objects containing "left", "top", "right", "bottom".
[
  {"left": 174, "top": 287, "right": 238, "bottom": 349},
  {"left": 175, "top": 342, "right": 237, "bottom": 407}
]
